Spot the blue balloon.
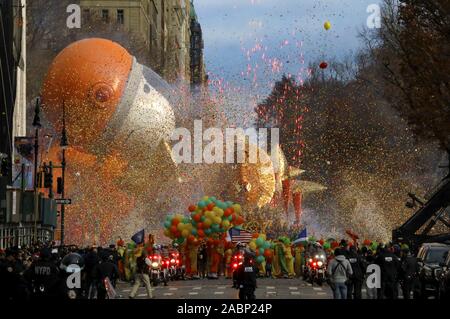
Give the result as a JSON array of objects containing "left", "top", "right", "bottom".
[
  {"left": 198, "top": 201, "right": 206, "bottom": 208},
  {"left": 225, "top": 201, "right": 233, "bottom": 207},
  {"left": 205, "top": 229, "right": 212, "bottom": 235},
  {"left": 256, "top": 238, "right": 264, "bottom": 247},
  {"left": 191, "top": 229, "right": 198, "bottom": 236}
]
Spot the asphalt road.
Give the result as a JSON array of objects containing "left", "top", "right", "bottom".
[{"left": 116, "top": 277, "right": 334, "bottom": 299}]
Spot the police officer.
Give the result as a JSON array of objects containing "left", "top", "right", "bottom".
[
  {"left": 24, "top": 247, "right": 61, "bottom": 299},
  {"left": 347, "top": 245, "right": 366, "bottom": 299},
  {"left": 235, "top": 252, "right": 257, "bottom": 300},
  {"left": 92, "top": 251, "right": 119, "bottom": 299},
  {"left": 376, "top": 245, "right": 401, "bottom": 299},
  {"left": 400, "top": 246, "right": 419, "bottom": 299}
]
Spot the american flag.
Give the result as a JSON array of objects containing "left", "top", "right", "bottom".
[{"left": 228, "top": 228, "right": 253, "bottom": 244}]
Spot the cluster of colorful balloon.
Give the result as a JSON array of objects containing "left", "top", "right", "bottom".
[
  {"left": 249, "top": 233, "right": 273, "bottom": 264},
  {"left": 163, "top": 196, "right": 245, "bottom": 244},
  {"left": 163, "top": 214, "right": 195, "bottom": 245}
]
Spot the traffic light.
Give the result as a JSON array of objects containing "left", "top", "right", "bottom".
[
  {"left": 44, "top": 167, "right": 53, "bottom": 188},
  {"left": 57, "top": 177, "right": 63, "bottom": 194}
]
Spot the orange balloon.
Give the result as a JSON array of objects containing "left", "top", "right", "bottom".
[{"left": 41, "top": 38, "right": 133, "bottom": 150}]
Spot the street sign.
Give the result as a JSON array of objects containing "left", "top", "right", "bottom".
[{"left": 55, "top": 198, "right": 71, "bottom": 205}]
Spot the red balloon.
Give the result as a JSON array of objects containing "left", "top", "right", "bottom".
[
  {"left": 264, "top": 249, "right": 272, "bottom": 258},
  {"left": 170, "top": 226, "right": 177, "bottom": 233},
  {"left": 172, "top": 219, "right": 180, "bottom": 226},
  {"left": 193, "top": 214, "right": 201, "bottom": 222},
  {"left": 198, "top": 229, "right": 205, "bottom": 237},
  {"left": 188, "top": 205, "right": 196, "bottom": 212},
  {"left": 197, "top": 222, "right": 204, "bottom": 229},
  {"left": 207, "top": 203, "right": 215, "bottom": 210},
  {"left": 231, "top": 214, "right": 236, "bottom": 221},
  {"left": 224, "top": 208, "right": 232, "bottom": 217},
  {"left": 319, "top": 61, "right": 328, "bottom": 69},
  {"left": 188, "top": 235, "right": 195, "bottom": 243},
  {"left": 175, "top": 231, "right": 181, "bottom": 238},
  {"left": 236, "top": 216, "right": 244, "bottom": 225},
  {"left": 252, "top": 233, "right": 259, "bottom": 239}
]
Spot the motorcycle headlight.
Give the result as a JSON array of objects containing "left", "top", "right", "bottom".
[
  {"left": 170, "top": 259, "right": 176, "bottom": 264},
  {"left": 308, "top": 258, "right": 313, "bottom": 263},
  {"left": 318, "top": 261, "right": 323, "bottom": 267},
  {"left": 320, "top": 255, "right": 325, "bottom": 259},
  {"left": 315, "top": 255, "right": 319, "bottom": 259},
  {"left": 151, "top": 262, "right": 159, "bottom": 268}
]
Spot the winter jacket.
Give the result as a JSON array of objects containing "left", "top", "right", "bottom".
[{"left": 327, "top": 255, "right": 353, "bottom": 283}]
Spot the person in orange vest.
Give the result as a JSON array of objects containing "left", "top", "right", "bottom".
[{"left": 207, "top": 239, "right": 221, "bottom": 279}]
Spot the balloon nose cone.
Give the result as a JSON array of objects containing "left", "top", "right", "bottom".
[{"left": 41, "top": 38, "right": 133, "bottom": 148}]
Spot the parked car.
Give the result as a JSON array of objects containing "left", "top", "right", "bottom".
[
  {"left": 437, "top": 252, "right": 450, "bottom": 299},
  {"left": 416, "top": 243, "right": 450, "bottom": 298}
]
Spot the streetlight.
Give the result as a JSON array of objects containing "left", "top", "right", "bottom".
[
  {"left": 60, "top": 102, "right": 68, "bottom": 246},
  {"left": 32, "top": 97, "right": 41, "bottom": 243}
]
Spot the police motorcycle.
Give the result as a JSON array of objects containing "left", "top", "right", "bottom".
[
  {"left": 149, "top": 248, "right": 169, "bottom": 286},
  {"left": 59, "top": 252, "right": 85, "bottom": 299},
  {"left": 166, "top": 251, "right": 184, "bottom": 280},
  {"left": 305, "top": 253, "right": 327, "bottom": 286},
  {"left": 232, "top": 249, "right": 245, "bottom": 288}
]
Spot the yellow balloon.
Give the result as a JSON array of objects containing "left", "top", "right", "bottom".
[
  {"left": 181, "top": 229, "right": 190, "bottom": 238},
  {"left": 216, "top": 208, "right": 224, "bottom": 217},
  {"left": 324, "top": 21, "right": 331, "bottom": 30},
  {"left": 177, "top": 223, "right": 185, "bottom": 231},
  {"left": 260, "top": 234, "right": 267, "bottom": 240},
  {"left": 249, "top": 241, "right": 257, "bottom": 250},
  {"left": 202, "top": 195, "right": 210, "bottom": 201},
  {"left": 222, "top": 220, "right": 230, "bottom": 228},
  {"left": 213, "top": 216, "right": 222, "bottom": 224},
  {"left": 164, "top": 229, "right": 171, "bottom": 237},
  {"left": 204, "top": 218, "right": 212, "bottom": 227},
  {"left": 232, "top": 204, "right": 242, "bottom": 214},
  {"left": 175, "top": 214, "right": 184, "bottom": 220}
]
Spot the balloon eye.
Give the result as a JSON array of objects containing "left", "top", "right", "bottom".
[{"left": 88, "top": 82, "right": 113, "bottom": 106}]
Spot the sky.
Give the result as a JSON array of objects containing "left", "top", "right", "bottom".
[{"left": 194, "top": 0, "right": 382, "bottom": 96}]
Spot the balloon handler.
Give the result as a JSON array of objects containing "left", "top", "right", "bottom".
[{"left": 235, "top": 252, "right": 258, "bottom": 300}]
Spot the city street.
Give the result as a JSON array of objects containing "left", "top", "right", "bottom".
[{"left": 116, "top": 278, "right": 333, "bottom": 299}]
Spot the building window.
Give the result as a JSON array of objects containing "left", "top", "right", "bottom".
[
  {"left": 101, "top": 9, "right": 109, "bottom": 22},
  {"left": 117, "top": 9, "right": 124, "bottom": 24}
]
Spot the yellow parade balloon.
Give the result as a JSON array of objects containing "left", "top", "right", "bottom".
[
  {"left": 249, "top": 241, "right": 257, "bottom": 251},
  {"left": 222, "top": 220, "right": 230, "bottom": 228},
  {"left": 177, "top": 223, "right": 185, "bottom": 231},
  {"left": 202, "top": 196, "right": 210, "bottom": 201},
  {"left": 213, "top": 216, "right": 222, "bottom": 224},
  {"left": 324, "top": 21, "right": 331, "bottom": 30}
]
